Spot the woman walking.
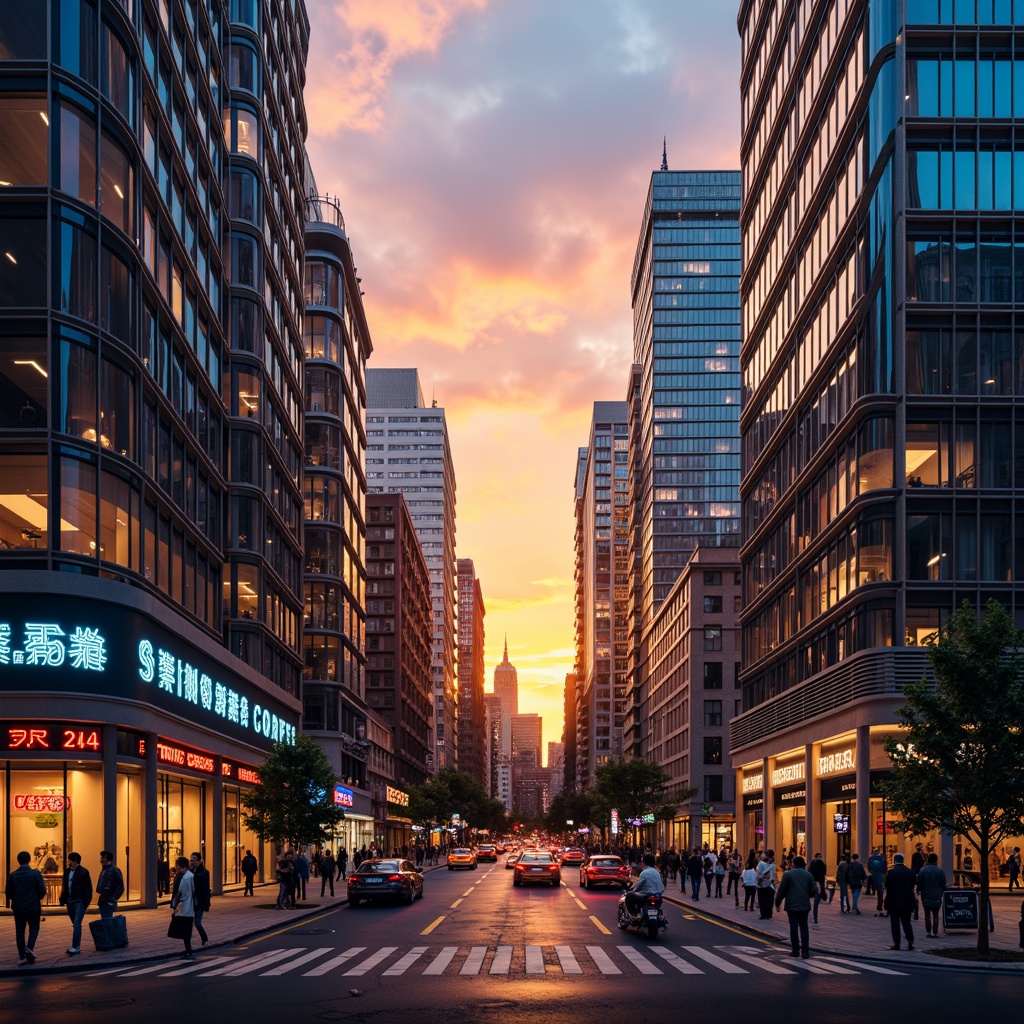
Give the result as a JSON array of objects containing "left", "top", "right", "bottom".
[{"left": 167, "top": 857, "right": 195, "bottom": 958}]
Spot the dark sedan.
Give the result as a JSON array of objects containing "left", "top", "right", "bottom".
[
  {"left": 513, "top": 849, "right": 561, "bottom": 887},
  {"left": 347, "top": 859, "right": 424, "bottom": 906}
]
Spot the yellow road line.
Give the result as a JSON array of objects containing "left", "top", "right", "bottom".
[
  {"left": 681, "top": 905, "right": 771, "bottom": 942},
  {"left": 589, "top": 915, "right": 612, "bottom": 935},
  {"left": 450, "top": 898, "right": 463, "bottom": 909},
  {"left": 574, "top": 898, "right": 587, "bottom": 911},
  {"left": 463, "top": 888, "right": 475, "bottom": 896},
  {"left": 421, "top": 916, "right": 446, "bottom": 935}
]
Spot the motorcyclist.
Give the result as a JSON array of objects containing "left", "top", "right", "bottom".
[{"left": 626, "top": 853, "right": 665, "bottom": 915}]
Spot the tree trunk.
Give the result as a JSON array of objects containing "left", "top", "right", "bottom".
[{"left": 977, "top": 832, "right": 990, "bottom": 955}]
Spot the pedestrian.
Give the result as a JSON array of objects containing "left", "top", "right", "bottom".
[
  {"left": 714, "top": 857, "right": 726, "bottom": 897},
  {"left": 685, "top": 849, "right": 703, "bottom": 900},
  {"left": 808, "top": 851, "right": 827, "bottom": 924},
  {"left": 319, "top": 850, "right": 336, "bottom": 896},
  {"left": 58, "top": 851, "right": 93, "bottom": 955},
  {"left": 275, "top": 852, "right": 293, "bottom": 909},
  {"left": 916, "top": 852, "right": 947, "bottom": 938},
  {"left": 703, "top": 851, "right": 716, "bottom": 896},
  {"left": 847, "top": 852, "right": 866, "bottom": 914},
  {"left": 293, "top": 850, "right": 310, "bottom": 902},
  {"left": 868, "top": 847, "right": 887, "bottom": 916},
  {"left": 167, "top": 857, "right": 195, "bottom": 958},
  {"left": 96, "top": 850, "right": 125, "bottom": 920},
  {"left": 774, "top": 854, "right": 818, "bottom": 958},
  {"left": 1008, "top": 847, "right": 1022, "bottom": 891},
  {"left": 6, "top": 850, "right": 45, "bottom": 965},
  {"left": 668, "top": 847, "right": 680, "bottom": 882},
  {"left": 337, "top": 847, "right": 348, "bottom": 880},
  {"left": 742, "top": 861, "right": 758, "bottom": 911},
  {"left": 835, "top": 853, "right": 850, "bottom": 912},
  {"left": 727, "top": 850, "right": 742, "bottom": 906},
  {"left": 189, "top": 852, "right": 211, "bottom": 946},
  {"left": 883, "top": 853, "right": 917, "bottom": 950},
  {"left": 910, "top": 843, "right": 926, "bottom": 876},
  {"left": 755, "top": 849, "right": 777, "bottom": 920},
  {"left": 241, "top": 849, "right": 258, "bottom": 896}
]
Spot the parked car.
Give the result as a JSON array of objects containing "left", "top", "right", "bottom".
[
  {"left": 476, "top": 844, "right": 498, "bottom": 862},
  {"left": 447, "top": 847, "right": 478, "bottom": 870},
  {"left": 347, "top": 859, "right": 423, "bottom": 906},
  {"left": 579, "top": 854, "right": 631, "bottom": 889},
  {"left": 513, "top": 849, "right": 561, "bottom": 887}
]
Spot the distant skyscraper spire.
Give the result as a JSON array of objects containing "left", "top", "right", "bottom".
[
  {"left": 661, "top": 137, "right": 668, "bottom": 171},
  {"left": 503, "top": 633, "right": 508, "bottom": 661}
]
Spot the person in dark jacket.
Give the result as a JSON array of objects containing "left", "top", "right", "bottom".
[
  {"left": 808, "top": 852, "right": 828, "bottom": 923},
  {"left": 775, "top": 855, "right": 819, "bottom": 958},
  {"left": 59, "top": 852, "right": 93, "bottom": 955},
  {"left": 319, "top": 851, "right": 336, "bottom": 896},
  {"left": 916, "top": 852, "right": 947, "bottom": 938},
  {"left": 847, "top": 853, "right": 867, "bottom": 914},
  {"left": 96, "top": 850, "right": 125, "bottom": 920},
  {"left": 685, "top": 850, "right": 704, "bottom": 900},
  {"left": 6, "top": 850, "right": 46, "bottom": 965},
  {"left": 189, "top": 852, "right": 211, "bottom": 945},
  {"left": 883, "top": 853, "right": 917, "bottom": 949},
  {"left": 337, "top": 848, "right": 348, "bottom": 880},
  {"left": 241, "top": 850, "right": 258, "bottom": 896}
]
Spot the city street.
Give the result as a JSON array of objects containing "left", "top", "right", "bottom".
[{"left": 3, "top": 862, "right": 1020, "bottom": 1023}]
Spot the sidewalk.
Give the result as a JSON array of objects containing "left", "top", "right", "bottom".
[{"left": 663, "top": 882, "right": 1024, "bottom": 972}]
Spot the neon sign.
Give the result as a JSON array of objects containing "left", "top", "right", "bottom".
[
  {"left": 0, "top": 622, "right": 107, "bottom": 671},
  {"left": 333, "top": 785, "right": 354, "bottom": 807},
  {"left": 2, "top": 723, "right": 102, "bottom": 753},
  {"left": 386, "top": 785, "right": 409, "bottom": 807},
  {"left": 13, "top": 794, "right": 70, "bottom": 812}
]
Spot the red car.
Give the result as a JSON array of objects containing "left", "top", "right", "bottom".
[
  {"left": 579, "top": 855, "right": 631, "bottom": 889},
  {"left": 559, "top": 849, "right": 585, "bottom": 868}
]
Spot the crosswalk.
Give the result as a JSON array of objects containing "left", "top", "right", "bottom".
[{"left": 92, "top": 944, "right": 908, "bottom": 981}]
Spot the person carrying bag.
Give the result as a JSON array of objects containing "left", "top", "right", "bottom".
[{"left": 167, "top": 857, "right": 195, "bottom": 958}]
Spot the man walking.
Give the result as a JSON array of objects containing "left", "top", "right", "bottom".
[
  {"left": 808, "top": 851, "right": 827, "bottom": 924},
  {"left": 916, "top": 852, "right": 947, "bottom": 938},
  {"left": 59, "top": 851, "right": 93, "bottom": 955},
  {"left": 6, "top": 850, "right": 45, "bottom": 965},
  {"left": 1008, "top": 847, "right": 1021, "bottom": 891},
  {"left": 189, "top": 852, "right": 211, "bottom": 946},
  {"left": 847, "top": 853, "right": 867, "bottom": 914},
  {"left": 775, "top": 855, "right": 818, "bottom": 958},
  {"left": 883, "top": 853, "right": 917, "bottom": 950},
  {"left": 319, "top": 850, "right": 336, "bottom": 896},
  {"left": 293, "top": 850, "right": 310, "bottom": 902},
  {"left": 685, "top": 849, "right": 703, "bottom": 900},
  {"left": 96, "top": 850, "right": 125, "bottom": 920},
  {"left": 755, "top": 850, "right": 777, "bottom": 920},
  {"left": 868, "top": 847, "right": 887, "bottom": 916},
  {"left": 241, "top": 849, "right": 258, "bottom": 896}
]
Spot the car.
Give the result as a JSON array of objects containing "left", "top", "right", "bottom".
[
  {"left": 476, "top": 844, "right": 498, "bottom": 862},
  {"left": 579, "top": 854, "right": 631, "bottom": 890},
  {"left": 513, "top": 849, "right": 561, "bottom": 887},
  {"left": 505, "top": 851, "right": 520, "bottom": 869},
  {"left": 559, "top": 849, "right": 585, "bottom": 868},
  {"left": 447, "top": 847, "right": 478, "bottom": 870},
  {"left": 347, "top": 859, "right": 423, "bottom": 906}
]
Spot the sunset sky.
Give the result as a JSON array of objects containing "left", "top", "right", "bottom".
[{"left": 303, "top": 1, "right": 743, "bottom": 755}]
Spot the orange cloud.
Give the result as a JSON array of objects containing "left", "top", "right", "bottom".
[{"left": 307, "top": 0, "right": 491, "bottom": 134}]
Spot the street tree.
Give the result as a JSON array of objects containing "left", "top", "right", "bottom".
[
  {"left": 883, "top": 599, "right": 1024, "bottom": 954},
  {"left": 545, "top": 789, "right": 596, "bottom": 838},
  {"left": 242, "top": 736, "right": 347, "bottom": 851},
  {"left": 591, "top": 758, "right": 696, "bottom": 841}
]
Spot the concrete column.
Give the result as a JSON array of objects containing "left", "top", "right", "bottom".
[
  {"left": 761, "top": 756, "right": 771, "bottom": 852},
  {"left": 144, "top": 730, "right": 159, "bottom": 908},
  {"left": 855, "top": 725, "right": 871, "bottom": 858},
  {"left": 211, "top": 758, "right": 224, "bottom": 895},
  {"left": 803, "top": 744, "right": 814, "bottom": 860},
  {"left": 102, "top": 723, "right": 118, "bottom": 852}
]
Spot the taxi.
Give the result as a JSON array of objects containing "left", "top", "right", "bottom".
[{"left": 447, "top": 847, "right": 478, "bottom": 870}]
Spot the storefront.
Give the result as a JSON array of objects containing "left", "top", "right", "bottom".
[
  {"left": 1, "top": 580, "right": 300, "bottom": 908},
  {"left": 771, "top": 758, "right": 807, "bottom": 860},
  {"left": 326, "top": 783, "right": 374, "bottom": 859}
]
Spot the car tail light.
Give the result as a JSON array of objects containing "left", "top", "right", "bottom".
[
  {"left": 387, "top": 874, "right": 404, "bottom": 883},
  {"left": 549, "top": 864, "right": 559, "bottom": 871}
]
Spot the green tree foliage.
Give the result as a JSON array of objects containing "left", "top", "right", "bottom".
[
  {"left": 545, "top": 789, "right": 596, "bottom": 835},
  {"left": 591, "top": 758, "right": 695, "bottom": 831},
  {"left": 883, "top": 599, "right": 1024, "bottom": 953},
  {"left": 241, "top": 736, "right": 347, "bottom": 849},
  {"left": 406, "top": 768, "right": 508, "bottom": 835}
]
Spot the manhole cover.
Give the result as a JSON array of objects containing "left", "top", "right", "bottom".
[{"left": 289, "top": 928, "right": 335, "bottom": 935}]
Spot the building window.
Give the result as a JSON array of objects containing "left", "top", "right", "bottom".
[
  {"left": 703, "top": 736, "right": 722, "bottom": 765},
  {"left": 703, "top": 571, "right": 722, "bottom": 585},
  {"left": 704, "top": 627, "right": 722, "bottom": 651},
  {"left": 703, "top": 700, "right": 722, "bottom": 727},
  {"left": 703, "top": 775, "right": 723, "bottom": 803},
  {"left": 704, "top": 662, "right": 723, "bottom": 689},
  {"left": 704, "top": 595, "right": 722, "bottom": 613}
]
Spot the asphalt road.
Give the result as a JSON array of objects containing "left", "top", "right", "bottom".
[{"left": 3, "top": 859, "right": 1020, "bottom": 1023}]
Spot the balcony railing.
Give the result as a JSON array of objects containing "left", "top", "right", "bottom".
[{"left": 305, "top": 192, "right": 346, "bottom": 232}]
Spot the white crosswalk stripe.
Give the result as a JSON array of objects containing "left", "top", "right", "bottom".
[{"left": 97, "top": 943, "right": 908, "bottom": 980}]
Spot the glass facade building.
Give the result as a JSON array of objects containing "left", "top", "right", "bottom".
[
  {"left": 0, "top": 0, "right": 307, "bottom": 905},
  {"left": 734, "top": 0, "right": 1024, "bottom": 872}
]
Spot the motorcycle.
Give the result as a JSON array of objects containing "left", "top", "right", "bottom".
[{"left": 617, "top": 883, "right": 668, "bottom": 939}]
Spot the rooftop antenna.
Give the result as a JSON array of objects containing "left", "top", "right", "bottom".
[
  {"left": 661, "top": 137, "right": 668, "bottom": 171},
  {"left": 432, "top": 377, "right": 437, "bottom": 408}
]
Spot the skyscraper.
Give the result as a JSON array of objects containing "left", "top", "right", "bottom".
[
  {"left": 492, "top": 636, "right": 519, "bottom": 716},
  {"left": 573, "top": 403, "right": 630, "bottom": 788},
  {"left": 0, "top": 0, "right": 307, "bottom": 905},
  {"left": 366, "top": 368, "right": 457, "bottom": 770},
  {"left": 457, "top": 557, "right": 487, "bottom": 788},
  {"left": 732, "top": 0, "right": 1024, "bottom": 869}
]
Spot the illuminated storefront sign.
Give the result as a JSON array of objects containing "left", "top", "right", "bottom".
[
  {"left": 771, "top": 762, "right": 805, "bottom": 786},
  {"left": 386, "top": 785, "right": 409, "bottom": 807},
  {"left": 817, "top": 747, "right": 855, "bottom": 776},
  {"left": 1, "top": 722, "right": 102, "bottom": 753},
  {"left": 156, "top": 739, "right": 216, "bottom": 775},
  {"left": 0, "top": 595, "right": 298, "bottom": 752},
  {"left": 333, "top": 785, "right": 354, "bottom": 808},
  {"left": 742, "top": 772, "right": 764, "bottom": 793},
  {"left": 13, "top": 794, "right": 70, "bottom": 812}
]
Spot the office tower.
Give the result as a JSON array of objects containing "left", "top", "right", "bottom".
[
  {"left": 547, "top": 741, "right": 565, "bottom": 799},
  {"left": 511, "top": 712, "right": 543, "bottom": 815},
  {"left": 301, "top": 191, "right": 377, "bottom": 820},
  {"left": 483, "top": 692, "right": 512, "bottom": 810},
  {"left": 492, "top": 636, "right": 519, "bottom": 715},
  {"left": 364, "top": 494, "right": 433, "bottom": 787},
  {"left": 511, "top": 712, "right": 543, "bottom": 769},
  {"left": 457, "top": 558, "right": 487, "bottom": 788},
  {"left": 562, "top": 672, "right": 578, "bottom": 794},
  {"left": 573, "top": 403, "right": 630, "bottom": 788},
  {"left": 732, "top": 0, "right": 1021, "bottom": 869},
  {"left": 366, "top": 368, "right": 457, "bottom": 771},
  {"left": 630, "top": 166, "right": 742, "bottom": 615},
  {"left": 0, "top": 0, "right": 306, "bottom": 905}
]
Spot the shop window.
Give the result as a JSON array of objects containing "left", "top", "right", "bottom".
[{"left": 0, "top": 451, "right": 49, "bottom": 549}]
